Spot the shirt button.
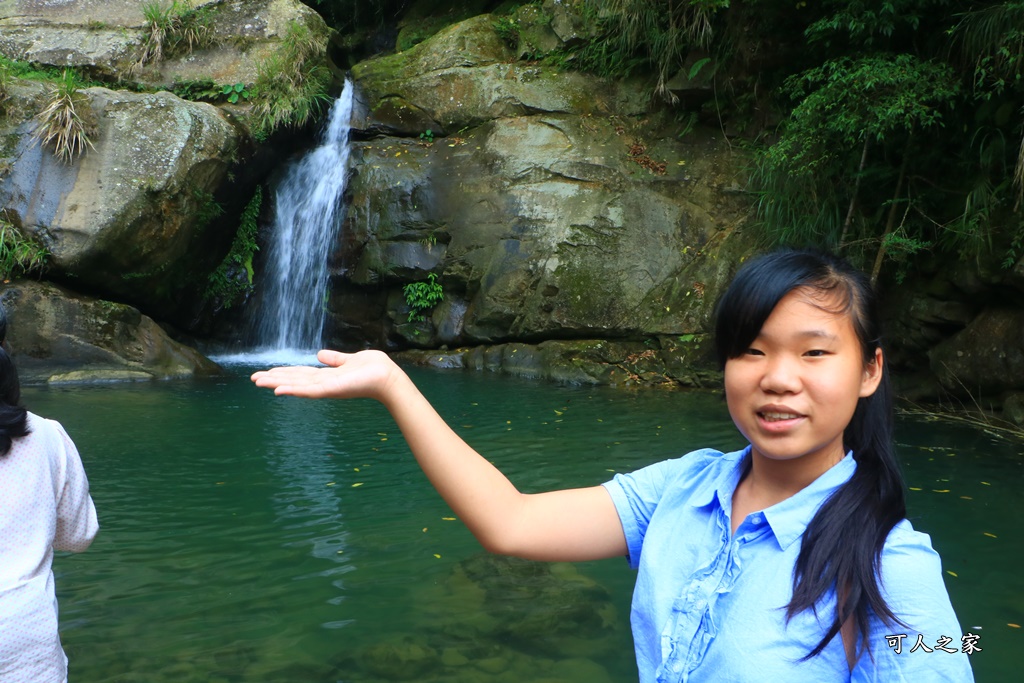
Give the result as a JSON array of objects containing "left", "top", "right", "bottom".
[{"left": 752, "top": 514, "right": 763, "bottom": 525}]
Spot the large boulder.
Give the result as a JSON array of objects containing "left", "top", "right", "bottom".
[
  {"left": 0, "top": 279, "right": 221, "bottom": 383},
  {"left": 929, "top": 307, "right": 1024, "bottom": 402},
  {"left": 351, "top": 14, "right": 650, "bottom": 136},
  {"left": 0, "top": 0, "right": 324, "bottom": 89},
  {"left": 0, "top": 81, "right": 240, "bottom": 322}
]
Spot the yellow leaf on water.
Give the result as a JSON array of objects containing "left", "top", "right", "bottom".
[
  {"left": 1008, "top": 623, "right": 1021, "bottom": 628},
  {"left": 554, "top": 409, "right": 563, "bottom": 415},
  {"left": 909, "top": 487, "right": 923, "bottom": 491},
  {"left": 354, "top": 468, "right": 360, "bottom": 472},
  {"left": 932, "top": 489, "right": 950, "bottom": 493},
  {"left": 981, "top": 481, "right": 991, "bottom": 485},
  {"left": 983, "top": 532, "right": 997, "bottom": 538},
  {"left": 946, "top": 571, "right": 958, "bottom": 577},
  {"left": 326, "top": 482, "right": 336, "bottom": 487},
  {"left": 433, "top": 553, "right": 442, "bottom": 559},
  {"left": 422, "top": 528, "right": 428, "bottom": 533},
  {"left": 352, "top": 482, "right": 364, "bottom": 488},
  {"left": 442, "top": 517, "right": 456, "bottom": 521},
  {"left": 961, "top": 496, "right": 973, "bottom": 500}
]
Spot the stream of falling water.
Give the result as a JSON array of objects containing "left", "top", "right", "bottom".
[{"left": 218, "top": 80, "right": 354, "bottom": 366}]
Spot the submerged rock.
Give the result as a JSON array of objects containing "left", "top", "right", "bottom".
[{"left": 358, "top": 637, "right": 440, "bottom": 680}]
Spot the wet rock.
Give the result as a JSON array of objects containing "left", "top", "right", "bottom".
[
  {"left": 0, "top": 279, "right": 221, "bottom": 383},
  {"left": 929, "top": 307, "right": 1024, "bottom": 400},
  {"left": 0, "top": 83, "right": 239, "bottom": 322}
]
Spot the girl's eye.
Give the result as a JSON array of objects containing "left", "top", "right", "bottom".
[
  {"left": 745, "top": 348, "right": 764, "bottom": 356},
  {"left": 805, "top": 350, "right": 828, "bottom": 357}
]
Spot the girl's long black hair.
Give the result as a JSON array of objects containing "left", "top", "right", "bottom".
[
  {"left": 0, "top": 302, "right": 29, "bottom": 456},
  {"left": 714, "top": 248, "right": 906, "bottom": 661}
]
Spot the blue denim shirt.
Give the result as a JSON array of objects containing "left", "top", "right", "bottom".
[{"left": 603, "top": 447, "right": 974, "bottom": 682}]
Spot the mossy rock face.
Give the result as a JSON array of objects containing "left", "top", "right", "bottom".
[
  {"left": 395, "top": 0, "right": 496, "bottom": 52},
  {"left": 339, "top": 109, "right": 750, "bottom": 353},
  {"left": 0, "top": 279, "right": 221, "bottom": 383},
  {"left": 351, "top": 14, "right": 648, "bottom": 134}
]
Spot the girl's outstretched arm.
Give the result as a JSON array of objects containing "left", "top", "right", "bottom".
[{"left": 251, "top": 349, "right": 627, "bottom": 562}]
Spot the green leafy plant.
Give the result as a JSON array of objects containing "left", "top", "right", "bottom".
[
  {"left": 221, "top": 82, "right": 250, "bottom": 103},
  {"left": 206, "top": 186, "right": 262, "bottom": 307},
  {"left": 171, "top": 77, "right": 220, "bottom": 100},
  {"left": 0, "top": 221, "right": 49, "bottom": 280},
  {"left": 403, "top": 272, "right": 443, "bottom": 322},
  {"left": 419, "top": 128, "right": 434, "bottom": 143},
  {"left": 32, "top": 70, "right": 95, "bottom": 163}
]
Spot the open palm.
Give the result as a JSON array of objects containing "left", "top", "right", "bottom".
[{"left": 250, "top": 349, "right": 400, "bottom": 401}]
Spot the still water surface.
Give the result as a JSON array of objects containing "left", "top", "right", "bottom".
[{"left": 22, "top": 367, "right": 1021, "bottom": 682}]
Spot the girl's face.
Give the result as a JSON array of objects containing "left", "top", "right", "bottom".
[{"left": 724, "top": 288, "right": 883, "bottom": 470}]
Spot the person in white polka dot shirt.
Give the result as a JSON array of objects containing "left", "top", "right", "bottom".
[{"left": 0, "top": 303, "right": 98, "bottom": 682}]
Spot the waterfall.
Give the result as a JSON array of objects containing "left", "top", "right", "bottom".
[{"left": 222, "top": 81, "right": 354, "bottom": 366}]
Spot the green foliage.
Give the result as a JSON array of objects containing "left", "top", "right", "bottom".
[
  {"left": 494, "top": 15, "right": 521, "bottom": 46},
  {"left": 171, "top": 78, "right": 252, "bottom": 104},
  {"left": 0, "top": 56, "right": 103, "bottom": 86},
  {"left": 0, "top": 60, "right": 11, "bottom": 114},
  {"left": 403, "top": 273, "right": 444, "bottom": 322},
  {"left": 250, "top": 19, "right": 332, "bottom": 136},
  {"left": 419, "top": 128, "right": 434, "bottom": 143},
  {"left": 0, "top": 221, "right": 49, "bottom": 280},
  {"left": 32, "top": 70, "right": 95, "bottom": 164},
  {"left": 206, "top": 186, "right": 262, "bottom": 308},
  {"left": 752, "top": 54, "right": 960, "bottom": 271},
  {"left": 221, "top": 82, "right": 250, "bottom": 103},
  {"left": 561, "top": 0, "right": 729, "bottom": 100},
  {"left": 803, "top": 0, "right": 934, "bottom": 46},
  {"left": 192, "top": 186, "right": 224, "bottom": 229},
  {"left": 171, "top": 77, "right": 221, "bottom": 100}
]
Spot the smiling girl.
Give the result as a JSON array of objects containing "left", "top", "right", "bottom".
[{"left": 252, "top": 249, "right": 972, "bottom": 681}]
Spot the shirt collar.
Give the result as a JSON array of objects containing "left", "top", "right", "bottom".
[
  {"left": 688, "top": 446, "right": 750, "bottom": 512},
  {"left": 688, "top": 447, "right": 858, "bottom": 551},
  {"left": 762, "top": 453, "right": 857, "bottom": 550}
]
